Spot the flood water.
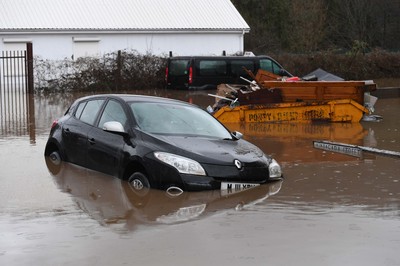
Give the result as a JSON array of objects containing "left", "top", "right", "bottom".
[{"left": 1, "top": 89, "right": 399, "bottom": 266}]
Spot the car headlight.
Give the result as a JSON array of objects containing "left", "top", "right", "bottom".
[
  {"left": 156, "top": 204, "right": 207, "bottom": 224},
  {"left": 154, "top": 152, "right": 206, "bottom": 176},
  {"left": 268, "top": 159, "right": 282, "bottom": 178}
]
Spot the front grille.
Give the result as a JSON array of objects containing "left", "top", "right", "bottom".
[{"left": 203, "top": 163, "right": 269, "bottom": 183}]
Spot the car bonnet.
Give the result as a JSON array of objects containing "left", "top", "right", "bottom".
[{"left": 146, "top": 134, "right": 266, "bottom": 165}]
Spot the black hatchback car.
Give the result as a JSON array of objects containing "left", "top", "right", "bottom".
[{"left": 44, "top": 94, "right": 282, "bottom": 192}]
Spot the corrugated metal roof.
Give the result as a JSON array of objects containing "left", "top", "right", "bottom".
[{"left": 0, "top": 0, "right": 250, "bottom": 31}]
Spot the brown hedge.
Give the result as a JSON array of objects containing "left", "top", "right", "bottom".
[{"left": 35, "top": 50, "right": 400, "bottom": 93}]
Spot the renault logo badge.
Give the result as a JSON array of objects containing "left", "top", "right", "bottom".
[{"left": 234, "top": 159, "right": 242, "bottom": 169}]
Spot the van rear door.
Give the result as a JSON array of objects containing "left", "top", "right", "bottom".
[{"left": 166, "top": 58, "right": 190, "bottom": 89}]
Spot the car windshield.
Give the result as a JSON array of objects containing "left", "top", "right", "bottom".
[{"left": 130, "top": 102, "right": 232, "bottom": 139}]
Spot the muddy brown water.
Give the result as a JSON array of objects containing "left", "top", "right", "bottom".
[{"left": 1, "top": 90, "right": 399, "bottom": 266}]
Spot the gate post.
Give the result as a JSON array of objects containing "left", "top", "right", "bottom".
[
  {"left": 116, "top": 50, "right": 122, "bottom": 91},
  {"left": 26, "top": 42, "right": 34, "bottom": 94}
]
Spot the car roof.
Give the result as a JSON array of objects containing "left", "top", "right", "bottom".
[
  {"left": 168, "top": 55, "right": 273, "bottom": 60},
  {"left": 74, "top": 94, "right": 192, "bottom": 106}
]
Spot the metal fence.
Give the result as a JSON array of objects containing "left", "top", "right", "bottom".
[
  {"left": 0, "top": 43, "right": 33, "bottom": 93},
  {"left": 0, "top": 43, "right": 35, "bottom": 139}
]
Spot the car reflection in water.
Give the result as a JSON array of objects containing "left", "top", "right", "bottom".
[{"left": 46, "top": 158, "right": 282, "bottom": 232}]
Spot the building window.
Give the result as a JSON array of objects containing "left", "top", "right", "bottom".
[{"left": 72, "top": 37, "right": 100, "bottom": 59}]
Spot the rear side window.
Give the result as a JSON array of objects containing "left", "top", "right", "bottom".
[
  {"left": 75, "top": 99, "right": 105, "bottom": 125},
  {"left": 198, "top": 60, "right": 227, "bottom": 76},
  {"left": 74, "top": 102, "right": 86, "bottom": 119},
  {"left": 231, "top": 60, "right": 255, "bottom": 76},
  {"left": 169, "top": 60, "right": 189, "bottom": 76}
]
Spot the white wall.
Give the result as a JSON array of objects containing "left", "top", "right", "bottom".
[
  {"left": 1, "top": 32, "right": 245, "bottom": 59},
  {"left": 1, "top": 35, "right": 75, "bottom": 59}
]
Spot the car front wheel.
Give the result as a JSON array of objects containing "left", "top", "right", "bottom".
[
  {"left": 45, "top": 150, "right": 63, "bottom": 175},
  {"left": 128, "top": 172, "right": 150, "bottom": 196},
  {"left": 49, "top": 151, "right": 62, "bottom": 165}
]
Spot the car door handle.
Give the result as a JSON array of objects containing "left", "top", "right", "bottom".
[
  {"left": 64, "top": 128, "right": 70, "bottom": 135},
  {"left": 88, "top": 138, "right": 96, "bottom": 145}
]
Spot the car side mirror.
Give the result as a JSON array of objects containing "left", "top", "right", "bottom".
[
  {"left": 231, "top": 131, "right": 243, "bottom": 140},
  {"left": 103, "top": 121, "right": 126, "bottom": 134}
]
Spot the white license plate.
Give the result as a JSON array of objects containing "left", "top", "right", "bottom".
[{"left": 220, "top": 182, "right": 259, "bottom": 195}]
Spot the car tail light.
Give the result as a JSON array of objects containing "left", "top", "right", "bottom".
[
  {"left": 51, "top": 119, "right": 58, "bottom": 129},
  {"left": 188, "top": 66, "right": 193, "bottom": 84},
  {"left": 165, "top": 66, "right": 169, "bottom": 82}
]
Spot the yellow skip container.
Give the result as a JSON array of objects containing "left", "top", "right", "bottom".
[{"left": 213, "top": 99, "right": 369, "bottom": 123}]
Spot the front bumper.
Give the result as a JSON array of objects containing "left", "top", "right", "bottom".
[{"left": 145, "top": 156, "right": 280, "bottom": 192}]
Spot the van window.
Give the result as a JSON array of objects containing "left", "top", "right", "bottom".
[
  {"left": 231, "top": 60, "right": 255, "bottom": 76},
  {"left": 198, "top": 60, "right": 227, "bottom": 76},
  {"left": 260, "top": 59, "right": 282, "bottom": 75},
  {"left": 169, "top": 60, "right": 189, "bottom": 76}
]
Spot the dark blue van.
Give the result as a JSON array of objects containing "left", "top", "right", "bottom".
[{"left": 165, "top": 55, "right": 291, "bottom": 90}]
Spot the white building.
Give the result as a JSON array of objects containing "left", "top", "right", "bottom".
[{"left": 0, "top": 0, "right": 250, "bottom": 59}]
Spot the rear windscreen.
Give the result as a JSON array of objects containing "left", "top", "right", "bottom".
[{"left": 169, "top": 60, "right": 189, "bottom": 76}]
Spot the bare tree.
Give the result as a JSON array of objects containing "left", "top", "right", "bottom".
[
  {"left": 231, "top": 0, "right": 291, "bottom": 53},
  {"left": 231, "top": 0, "right": 400, "bottom": 52},
  {"left": 285, "top": 0, "right": 328, "bottom": 52},
  {"left": 325, "top": 0, "right": 381, "bottom": 50}
]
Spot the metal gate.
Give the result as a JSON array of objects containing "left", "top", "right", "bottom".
[
  {"left": 0, "top": 43, "right": 35, "bottom": 139},
  {"left": 0, "top": 42, "right": 33, "bottom": 93}
]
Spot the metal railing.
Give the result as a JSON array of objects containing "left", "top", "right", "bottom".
[{"left": 0, "top": 43, "right": 35, "bottom": 140}]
